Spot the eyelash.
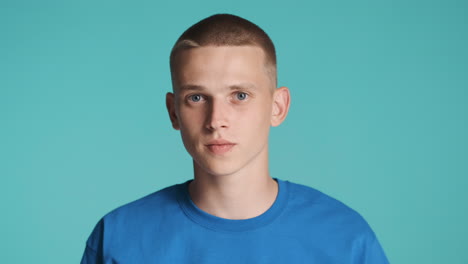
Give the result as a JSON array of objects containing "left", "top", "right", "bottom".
[
  {"left": 187, "top": 94, "right": 205, "bottom": 103},
  {"left": 186, "top": 92, "right": 250, "bottom": 104},
  {"left": 234, "top": 92, "right": 249, "bottom": 101}
]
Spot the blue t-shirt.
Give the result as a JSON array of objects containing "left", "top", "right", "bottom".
[{"left": 81, "top": 179, "right": 389, "bottom": 263}]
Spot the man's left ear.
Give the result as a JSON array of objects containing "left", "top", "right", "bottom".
[{"left": 271, "top": 86, "right": 291, "bottom": 127}]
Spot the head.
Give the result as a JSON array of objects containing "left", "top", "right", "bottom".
[{"left": 166, "top": 14, "right": 290, "bottom": 177}]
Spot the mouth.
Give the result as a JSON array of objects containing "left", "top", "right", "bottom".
[{"left": 205, "top": 140, "right": 236, "bottom": 155}]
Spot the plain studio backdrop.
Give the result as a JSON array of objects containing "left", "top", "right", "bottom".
[{"left": 1, "top": 0, "right": 467, "bottom": 263}]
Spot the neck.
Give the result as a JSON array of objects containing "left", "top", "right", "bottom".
[{"left": 188, "top": 151, "right": 278, "bottom": 220}]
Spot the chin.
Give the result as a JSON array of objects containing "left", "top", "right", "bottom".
[
  {"left": 194, "top": 159, "right": 242, "bottom": 177},
  {"left": 205, "top": 164, "right": 241, "bottom": 177}
]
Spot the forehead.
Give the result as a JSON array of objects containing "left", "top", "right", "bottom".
[{"left": 172, "top": 46, "right": 272, "bottom": 91}]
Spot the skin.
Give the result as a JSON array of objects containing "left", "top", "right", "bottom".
[{"left": 166, "top": 46, "right": 290, "bottom": 219}]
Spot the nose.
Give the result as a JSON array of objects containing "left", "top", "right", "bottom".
[{"left": 205, "top": 98, "right": 229, "bottom": 131}]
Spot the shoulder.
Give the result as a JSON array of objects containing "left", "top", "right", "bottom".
[
  {"left": 282, "top": 179, "right": 373, "bottom": 235},
  {"left": 103, "top": 182, "right": 183, "bottom": 221},
  {"left": 85, "top": 182, "right": 186, "bottom": 248},
  {"left": 280, "top": 180, "right": 389, "bottom": 263},
  {"left": 83, "top": 182, "right": 189, "bottom": 260},
  {"left": 92, "top": 182, "right": 188, "bottom": 233}
]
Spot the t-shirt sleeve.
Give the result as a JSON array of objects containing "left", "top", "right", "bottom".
[
  {"left": 80, "top": 219, "right": 105, "bottom": 264},
  {"left": 80, "top": 244, "right": 102, "bottom": 264},
  {"left": 361, "top": 232, "right": 390, "bottom": 264}
]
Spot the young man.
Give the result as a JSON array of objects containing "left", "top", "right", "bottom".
[{"left": 81, "top": 14, "right": 389, "bottom": 263}]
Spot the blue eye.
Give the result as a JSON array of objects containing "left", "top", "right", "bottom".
[
  {"left": 189, "top": 94, "right": 203, "bottom": 102},
  {"left": 236, "top": 92, "right": 248, "bottom": 100}
]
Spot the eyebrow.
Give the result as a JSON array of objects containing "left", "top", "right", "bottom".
[
  {"left": 178, "top": 84, "right": 205, "bottom": 91},
  {"left": 178, "top": 83, "right": 257, "bottom": 91},
  {"left": 229, "top": 83, "right": 257, "bottom": 91}
]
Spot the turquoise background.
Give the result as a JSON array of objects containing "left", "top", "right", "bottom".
[{"left": 2, "top": 0, "right": 467, "bottom": 263}]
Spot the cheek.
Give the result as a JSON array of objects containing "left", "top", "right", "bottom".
[
  {"left": 248, "top": 101, "right": 272, "bottom": 124},
  {"left": 179, "top": 108, "right": 204, "bottom": 129},
  {"left": 177, "top": 109, "right": 203, "bottom": 146},
  {"left": 236, "top": 106, "right": 271, "bottom": 137}
]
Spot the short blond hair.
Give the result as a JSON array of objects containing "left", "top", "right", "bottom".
[{"left": 170, "top": 14, "right": 277, "bottom": 87}]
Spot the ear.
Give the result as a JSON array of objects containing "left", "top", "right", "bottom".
[
  {"left": 166, "top": 92, "right": 180, "bottom": 130},
  {"left": 270, "top": 86, "right": 291, "bottom": 127}
]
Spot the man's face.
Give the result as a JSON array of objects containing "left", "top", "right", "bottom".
[{"left": 167, "top": 46, "right": 281, "bottom": 176}]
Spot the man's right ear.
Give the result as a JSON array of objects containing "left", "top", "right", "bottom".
[{"left": 166, "top": 92, "right": 180, "bottom": 130}]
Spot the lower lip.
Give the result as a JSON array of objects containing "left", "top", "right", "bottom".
[{"left": 206, "top": 144, "right": 236, "bottom": 155}]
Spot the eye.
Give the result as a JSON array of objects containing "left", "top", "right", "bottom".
[
  {"left": 235, "top": 92, "right": 248, "bottom": 101},
  {"left": 188, "top": 94, "right": 204, "bottom": 102}
]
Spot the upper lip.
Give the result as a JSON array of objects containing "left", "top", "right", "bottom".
[{"left": 205, "top": 139, "right": 236, "bottom": 145}]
